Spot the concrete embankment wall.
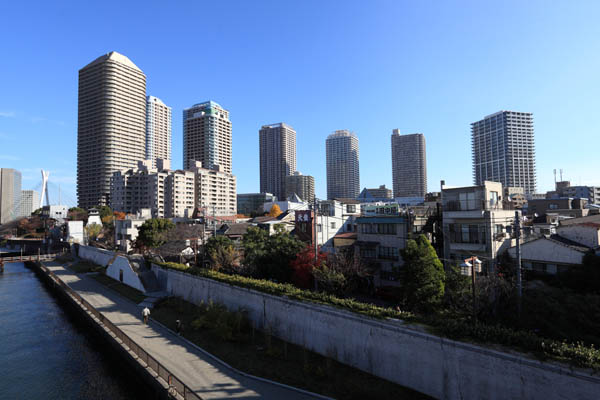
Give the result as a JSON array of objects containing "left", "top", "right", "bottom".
[
  {"left": 78, "top": 246, "right": 145, "bottom": 293},
  {"left": 152, "top": 264, "right": 600, "bottom": 400},
  {"left": 28, "top": 262, "right": 169, "bottom": 400}
]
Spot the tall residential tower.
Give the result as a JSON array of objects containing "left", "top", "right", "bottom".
[
  {"left": 183, "top": 101, "right": 232, "bottom": 172},
  {"left": 391, "top": 130, "right": 427, "bottom": 198},
  {"left": 471, "top": 111, "right": 536, "bottom": 194},
  {"left": 146, "top": 96, "right": 172, "bottom": 167},
  {"left": 326, "top": 130, "right": 360, "bottom": 200},
  {"left": 259, "top": 122, "right": 296, "bottom": 200},
  {"left": 0, "top": 168, "right": 22, "bottom": 224},
  {"left": 77, "top": 52, "right": 147, "bottom": 208}
]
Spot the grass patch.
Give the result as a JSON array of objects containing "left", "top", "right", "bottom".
[
  {"left": 92, "top": 274, "right": 147, "bottom": 304},
  {"left": 152, "top": 297, "right": 429, "bottom": 400},
  {"left": 69, "top": 260, "right": 103, "bottom": 273},
  {"left": 152, "top": 261, "right": 600, "bottom": 371}
]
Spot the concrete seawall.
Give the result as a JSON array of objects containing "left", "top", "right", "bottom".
[
  {"left": 28, "top": 262, "right": 171, "bottom": 399},
  {"left": 152, "top": 264, "right": 600, "bottom": 400}
]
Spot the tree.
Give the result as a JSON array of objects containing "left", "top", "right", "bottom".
[
  {"left": 290, "top": 245, "right": 327, "bottom": 289},
  {"left": 113, "top": 211, "right": 126, "bottom": 220},
  {"left": 86, "top": 223, "right": 102, "bottom": 240},
  {"left": 68, "top": 207, "right": 88, "bottom": 222},
  {"left": 136, "top": 218, "right": 175, "bottom": 249},
  {"left": 443, "top": 266, "right": 472, "bottom": 316},
  {"left": 205, "top": 235, "right": 234, "bottom": 262},
  {"left": 210, "top": 243, "right": 241, "bottom": 273},
  {"left": 399, "top": 234, "right": 445, "bottom": 312},
  {"left": 241, "top": 226, "right": 304, "bottom": 282},
  {"left": 242, "top": 226, "right": 269, "bottom": 274},
  {"left": 95, "top": 205, "right": 113, "bottom": 220},
  {"left": 326, "top": 247, "right": 376, "bottom": 295},
  {"left": 268, "top": 204, "right": 282, "bottom": 217}
]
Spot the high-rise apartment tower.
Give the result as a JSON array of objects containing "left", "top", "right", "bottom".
[
  {"left": 326, "top": 130, "right": 360, "bottom": 200},
  {"left": 77, "top": 52, "right": 147, "bottom": 208},
  {"left": 259, "top": 122, "right": 296, "bottom": 200},
  {"left": 471, "top": 111, "right": 536, "bottom": 194},
  {"left": 391, "top": 130, "right": 427, "bottom": 198},
  {"left": 285, "top": 171, "right": 314, "bottom": 202},
  {"left": 19, "top": 190, "right": 40, "bottom": 218},
  {"left": 0, "top": 168, "right": 22, "bottom": 224},
  {"left": 146, "top": 96, "right": 172, "bottom": 167},
  {"left": 183, "top": 101, "right": 232, "bottom": 172}
]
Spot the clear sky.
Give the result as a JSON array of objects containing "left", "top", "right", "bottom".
[{"left": 1, "top": 1, "right": 599, "bottom": 206}]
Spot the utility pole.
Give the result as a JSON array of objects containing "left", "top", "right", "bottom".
[
  {"left": 213, "top": 205, "right": 217, "bottom": 237},
  {"left": 313, "top": 196, "right": 318, "bottom": 265},
  {"left": 514, "top": 210, "right": 522, "bottom": 315},
  {"left": 312, "top": 196, "right": 319, "bottom": 291}
]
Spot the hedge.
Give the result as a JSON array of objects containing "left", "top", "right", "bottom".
[{"left": 152, "top": 261, "right": 600, "bottom": 370}]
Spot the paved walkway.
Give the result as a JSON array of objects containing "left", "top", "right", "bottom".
[{"left": 43, "top": 261, "right": 322, "bottom": 400}]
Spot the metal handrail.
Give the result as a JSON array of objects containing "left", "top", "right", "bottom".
[{"left": 38, "top": 263, "right": 202, "bottom": 400}]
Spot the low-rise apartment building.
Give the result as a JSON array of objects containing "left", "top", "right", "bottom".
[
  {"left": 111, "top": 160, "right": 194, "bottom": 218},
  {"left": 442, "top": 181, "right": 516, "bottom": 274},
  {"left": 190, "top": 161, "right": 237, "bottom": 217},
  {"left": 355, "top": 215, "right": 408, "bottom": 286}
]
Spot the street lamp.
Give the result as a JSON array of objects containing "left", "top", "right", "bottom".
[{"left": 461, "top": 256, "right": 483, "bottom": 318}]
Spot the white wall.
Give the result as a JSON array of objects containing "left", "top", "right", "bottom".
[
  {"left": 151, "top": 264, "right": 600, "bottom": 400},
  {"left": 78, "top": 245, "right": 115, "bottom": 266},
  {"left": 508, "top": 238, "right": 584, "bottom": 265},
  {"left": 106, "top": 255, "right": 145, "bottom": 292},
  {"left": 79, "top": 246, "right": 146, "bottom": 293}
]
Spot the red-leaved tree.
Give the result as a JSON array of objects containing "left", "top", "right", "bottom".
[{"left": 290, "top": 245, "right": 327, "bottom": 289}]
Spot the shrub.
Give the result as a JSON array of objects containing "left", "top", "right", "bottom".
[{"left": 152, "top": 261, "right": 600, "bottom": 370}]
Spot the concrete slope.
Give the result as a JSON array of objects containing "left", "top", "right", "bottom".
[{"left": 44, "top": 262, "right": 322, "bottom": 400}]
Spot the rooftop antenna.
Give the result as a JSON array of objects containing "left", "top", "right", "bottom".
[
  {"left": 40, "top": 170, "right": 50, "bottom": 208},
  {"left": 553, "top": 169, "right": 557, "bottom": 185}
]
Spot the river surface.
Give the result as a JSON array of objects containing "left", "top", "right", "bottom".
[{"left": 0, "top": 262, "right": 146, "bottom": 399}]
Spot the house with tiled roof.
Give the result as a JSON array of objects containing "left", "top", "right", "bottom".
[{"left": 507, "top": 234, "right": 591, "bottom": 275}]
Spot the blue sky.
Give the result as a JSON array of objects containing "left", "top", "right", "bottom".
[{"left": 1, "top": 1, "right": 599, "bottom": 206}]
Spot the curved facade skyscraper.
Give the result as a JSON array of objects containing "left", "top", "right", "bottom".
[
  {"left": 326, "top": 130, "right": 360, "bottom": 200},
  {"left": 77, "top": 52, "right": 146, "bottom": 208}
]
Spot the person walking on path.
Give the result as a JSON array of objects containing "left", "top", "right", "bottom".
[
  {"left": 176, "top": 319, "right": 182, "bottom": 335},
  {"left": 142, "top": 307, "right": 150, "bottom": 324}
]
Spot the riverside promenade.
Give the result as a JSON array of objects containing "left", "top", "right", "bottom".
[{"left": 42, "top": 261, "right": 324, "bottom": 400}]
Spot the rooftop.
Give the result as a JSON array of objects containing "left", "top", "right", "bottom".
[
  {"left": 81, "top": 51, "right": 142, "bottom": 72},
  {"left": 327, "top": 130, "right": 357, "bottom": 139}
]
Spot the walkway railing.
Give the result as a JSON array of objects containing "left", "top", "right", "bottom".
[
  {"left": 1, "top": 253, "right": 60, "bottom": 262},
  {"left": 38, "top": 263, "right": 202, "bottom": 400}
]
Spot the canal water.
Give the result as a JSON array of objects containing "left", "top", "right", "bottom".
[{"left": 0, "top": 261, "right": 146, "bottom": 399}]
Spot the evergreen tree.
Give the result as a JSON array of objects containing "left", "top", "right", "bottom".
[
  {"left": 137, "top": 218, "right": 175, "bottom": 249},
  {"left": 400, "top": 234, "right": 445, "bottom": 312}
]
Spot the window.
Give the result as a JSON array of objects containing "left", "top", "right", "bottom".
[
  {"left": 317, "top": 224, "right": 322, "bottom": 233},
  {"left": 495, "top": 224, "right": 503, "bottom": 234},
  {"left": 360, "top": 248, "right": 376, "bottom": 258},
  {"left": 490, "top": 191, "right": 498, "bottom": 207},
  {"left": 331, "top": 222, "right": 336, "bottom": 229},
  {"left": 346, "top": 204, "right": 356, "bottom": 213},
  {"left": 450, "top": 224, "right": 486, "bottom": 244},
  {"left": 459, "top": 192, "right": 477, "bottom": 210},
  {"left": 378, "top": 246, "right": 399, "bottom": 260},
  {"left": 377, "top": 223, "right": 397, "bottom": 235}
]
